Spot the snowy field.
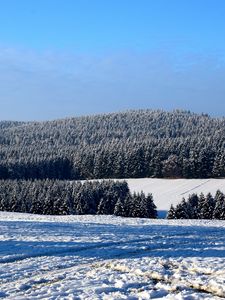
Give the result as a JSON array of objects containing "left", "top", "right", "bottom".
[
  {"left": 0, "top": 212, "right": 225, "bottom": 299},
  {"left": 124, "top": 178, "right": 225, "bottom": 210}
]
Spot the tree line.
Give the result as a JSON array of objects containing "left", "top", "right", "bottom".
[
  {"left": 0, "top": 110, "right": 224, "bottom": 180},
  {"left": 167, "top": 190, "right": 225, "bottom": 219},
  {"left": 0, "top": 179, "right": 157, "bottom": 218}
]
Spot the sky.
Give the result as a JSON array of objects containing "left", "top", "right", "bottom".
[{"left": 0, "top": 0, "right": 225, "bottom": 121}]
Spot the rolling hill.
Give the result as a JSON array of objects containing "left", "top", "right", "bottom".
[{"left": 0, "top": 109, "right": 225, "bottom": 180}]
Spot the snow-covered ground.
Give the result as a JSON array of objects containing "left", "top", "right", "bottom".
[
  {"left": 123, "top": 178, "right": 225, "bottom": 210},
  {"left": 82, "top": 178, "right": 225, "bottom": 217},
  {"left": 0, "top": 212, "right": 225, "bottom": 299}
]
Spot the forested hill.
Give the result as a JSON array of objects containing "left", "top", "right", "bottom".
[{"left": 0, "top": 109, "right": 225, "bottom": 180}]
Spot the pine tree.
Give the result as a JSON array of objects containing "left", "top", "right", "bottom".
[
  {"left": 187, "top": 194, "right": 199, "bottom": 218},
  {"left": 198, "top": 193, "right": 215, "bottom": 219},
  {"left": 174, "top": 199, "right": 189, "bottom": 219},
  {"left": 114, "top": 198, "right": 126, "bottom": 216},
  {"left": 213, "top": 190, "right": 225, "bottom": 220},
  {"left": 198, "top": 193, "right": 206, "bottom": 219},
  {"left": 167, "top": 205, "right": 176, "bottom": 219},
  {"left": 144, "top": 193, "right": 157, "bottom": 218}
]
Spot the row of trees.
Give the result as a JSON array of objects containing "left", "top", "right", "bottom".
[
  {"left": 167, "top": 190, "right": 225, "bottom": 219},
  {"left": 0, "top": 179, "right": 157, "bottom": 218},
  {"left": 0, "top": 110, "right": 224, "bottom": 180}
]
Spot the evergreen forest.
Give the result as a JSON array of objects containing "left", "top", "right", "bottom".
[
  {"left": 0, "top": 109, "right": 225, "bottom": 180},
  {"left": 0, "top": 109, "right": 224, "bottom": 217},
  {"left": 0, "top": 179, "right": 157, "bottom": 218},
  {"left": 167, "top": 190, "right": 225, "bottom": 219}
]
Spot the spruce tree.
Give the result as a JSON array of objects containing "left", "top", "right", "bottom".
[
  {"left": 199, "top": 193, "right": 215, "bottom": 219},
  {"left": 167, "top": 205, "right": 176, "bottom": 219},
  {"left": 114, "top": 198, "right": 126, "bottom": 216},
  {"left": 174, "top": 199, "right": 189, "bottom": 219},
  {"left": 213, "top": 190, "right": 225, "bottom": 220}
]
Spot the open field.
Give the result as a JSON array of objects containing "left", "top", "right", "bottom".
[
  {"left": 82, "top": 178, "right": 225, "bottom": 217},
  {"left": 124, "top": 178, "right": 225, "bottom": 210},
  {"left": 0, "top": 213, "right": 224, "bottom": 299}
]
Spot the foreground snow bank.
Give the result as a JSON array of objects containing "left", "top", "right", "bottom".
[
  {"left": 0, "top": 211, "right": 225, "bottom": 227},
  {"left": 0, "top": 212, "right": 225, "bottom": 299}
]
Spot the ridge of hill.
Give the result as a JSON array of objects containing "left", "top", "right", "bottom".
[{"left": 0, "top": 109, "right": 224, "bottom": 180}]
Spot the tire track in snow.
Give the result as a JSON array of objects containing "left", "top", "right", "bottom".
[
  {"left": 1, "top": 221, "right": 224, "bottom": 299},
  {"left": 0, "top": 231, "right": 219, "bottom": 295},
  {"left": 0, "top": 230, "right": 197, "bottom": 265},
  {"left": 0, "top": 235, "right": 161, "bottom": 264},
  {"left": 1, "top": 228, "right": 221, "bottom": 267},
  {"left": 0, "top": 232, "right": 196, "bottom": 289}
]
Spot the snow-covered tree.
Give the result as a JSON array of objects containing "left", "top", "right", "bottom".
[
  {"left": 167, "top": 205, "right": 176, "bottom": 219},
  {"left": 213, "top": 190, "right": 225, "bottom": 220},
  {"left": 198, "top": 193, "right": 215, "bottom": 219}
]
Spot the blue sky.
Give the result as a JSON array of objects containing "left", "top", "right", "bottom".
[{"left": 0, "top": 0, "right": 225, "bottom": 120}]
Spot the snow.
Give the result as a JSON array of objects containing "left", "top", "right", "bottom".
[
  {"left": 81, "top": 178, "right": 225, "bottom": 211},
  {"left": 0, "top": 213, "right": 225, "bottom": 299},
  {"left": 120, "top": 178, "right": 225, "bottom": 210}
]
